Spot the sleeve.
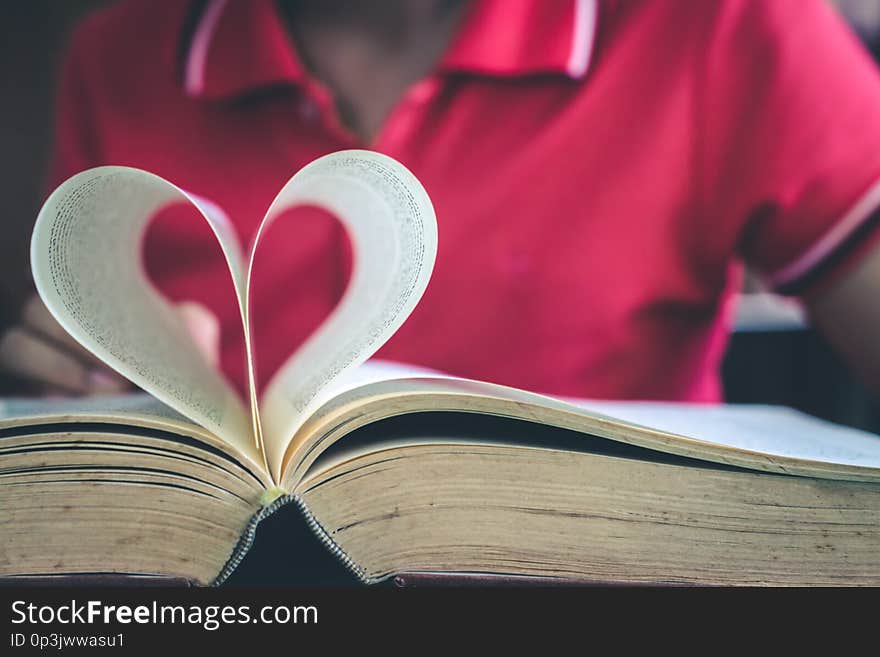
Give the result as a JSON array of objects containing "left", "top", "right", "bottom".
[
  {"left": 46, "top": 23, "right": 101, "bottom": 190},
  {"left": 700, "top": 0, "right": 880, "bottom": 298}
]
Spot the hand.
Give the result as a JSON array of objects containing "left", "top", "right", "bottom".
[
  {"left": 0, "top": 294, "right": 220, "bottom": 396},
  {"left": 175, "top": 300, "right": 221, "bottom": 369}
]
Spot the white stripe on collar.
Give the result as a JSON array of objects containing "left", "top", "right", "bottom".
[
  {"left": 185, "top": 0, "right": 228, "bottom": 96},
  {"left": 566, "top": 0, "right": 598, "bottom": 79}
]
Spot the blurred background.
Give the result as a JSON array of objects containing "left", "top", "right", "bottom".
[
  {"left": 2, "top": 0, "right": 880, "bottom": 432},
  {"left": 5, "top": 0, "right": 880, "bottom": 586}
]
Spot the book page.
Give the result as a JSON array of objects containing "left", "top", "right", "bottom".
[
  {"left": 327, "top": 358, "right": 452, "bottom": 392},
  {"left": 253, "top": 151, "right": 437, "bottom": 480},
  {"left": 0, "top": 392, "right": 190, "bottom": 424},
  {"left": 569, "top": 400, "right": 880, "bottom": 469},
  {"left": 30, "top": 166, "right": 256, "bottom": 462},
  {"left": 280, "top": 374, "right": 880, "bottom": 486}
]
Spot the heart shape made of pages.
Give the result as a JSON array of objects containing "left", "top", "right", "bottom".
[{"left": 31, "top": 150, "right": 437, "bottom": 480}]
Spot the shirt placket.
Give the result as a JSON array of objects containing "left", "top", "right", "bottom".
[
  {"left": 294, "top": 72, "right": 442, "bottom": 154},
  {"left": 371, "top": 75, "right": 442, "bottom": 154}
]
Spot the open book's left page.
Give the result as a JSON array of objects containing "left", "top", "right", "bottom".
[
  {"left": 30, "top": 167, "right": 257, "bottom": 464},
  {"left": 0, "top": 392, "right": 215, "bottom": 438}
]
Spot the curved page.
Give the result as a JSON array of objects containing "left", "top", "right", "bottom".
[
  {"left": 252, "top": 151, "right": 437, "bottom": 480},
  {"left": 30, "top": 167, "right": 255, "bottom": 462},
  {"left": 282, "top": 378, "right": 880, "bottom": 487}
]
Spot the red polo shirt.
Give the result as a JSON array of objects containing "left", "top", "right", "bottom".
[{"left": 50, "top": 0, "right": 880, "bottom": 401}]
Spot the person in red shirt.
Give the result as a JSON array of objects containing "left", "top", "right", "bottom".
[{"left": 4, "top": 0, "right": 880, "bottom": 404}]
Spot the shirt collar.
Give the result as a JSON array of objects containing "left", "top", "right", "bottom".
[
  {"left": 439, "top": 0, "right": 599, "bottom": 78},
  {"left": 182, "top": 0, "right": 600, "bottom": 100},
  {"left": 182, "top": 0, "right": 304, "bottom": 99}
]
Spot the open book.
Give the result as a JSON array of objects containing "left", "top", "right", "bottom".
[{"left": 3, "top": 150, "right": 880, "bottom": 586}]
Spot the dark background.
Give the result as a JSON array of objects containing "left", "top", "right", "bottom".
[{"left": 0, "top": 1, "right": 113, "bottom": 324}]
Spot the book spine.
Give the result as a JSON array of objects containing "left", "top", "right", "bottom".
[
  {"left": 210, "top": 494, "right": 369, "bottom": 586},
  {"left": 292, "top": 495, "right": 369, "bottom": 584},
  {"left": 211, "top": 494, "right": 296, "bottom": 586}
]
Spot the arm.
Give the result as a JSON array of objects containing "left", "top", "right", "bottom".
[
  {"left": 805, "top": 242, "right": 880, "bottom": 395},
  {"left": 0, "top": 296, "right": 218, "bottom": 395},
  {"left": 698, "top": 0, "right": 880, "bottom": 395}
]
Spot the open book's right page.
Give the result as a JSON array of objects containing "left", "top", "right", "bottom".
[{"left": 570, "top": 400, "right": 880, "bottom": 469}]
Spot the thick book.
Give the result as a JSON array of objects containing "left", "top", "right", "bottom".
[{"left": 2, "top": 150, "right": 880, "bottom": 586}]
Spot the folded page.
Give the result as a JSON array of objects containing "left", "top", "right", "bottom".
[
  {"left": 31, "top": 167, "right": 255, "bottom": 462},
  {"left": 252, "top": 151, "right": 437, "bottom": 480}
]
